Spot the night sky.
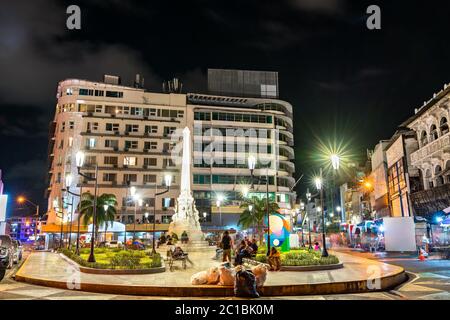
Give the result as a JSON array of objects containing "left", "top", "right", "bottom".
[{"left": 1, "top": 0, "right": 450, "bottom": 215}]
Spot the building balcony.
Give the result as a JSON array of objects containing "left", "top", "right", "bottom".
[
  {"left": 411, "top": 132, "right": 450, "bottom": 165},
  {"left": 410, "top": 183, "right": 450, "bottom": 218}
]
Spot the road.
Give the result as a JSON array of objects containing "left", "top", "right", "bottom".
[{"left": 0, "top": 249, "right": 448, "bottom": 300}]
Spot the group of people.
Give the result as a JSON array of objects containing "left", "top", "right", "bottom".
[{"left": 219, "top": 231, "right": 282, "bottom": 271}]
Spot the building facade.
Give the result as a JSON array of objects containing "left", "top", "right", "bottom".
[
  {"left": 404, "top": 84, "right": 450, "bottom": 218},
  {"left": 45, "top": 70, "right": 295, "bottom": 235}
]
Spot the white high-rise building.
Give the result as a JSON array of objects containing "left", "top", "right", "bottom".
[{"left": 44, "top": 70, "right": 295, "bottom": 238}]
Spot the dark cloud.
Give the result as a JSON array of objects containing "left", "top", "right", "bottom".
[
  {"left": 0, "top": 0, "right": 161, "bottom": 108},
  {"left": 289, "top": 0, "right": 345, "bottom": 14}
]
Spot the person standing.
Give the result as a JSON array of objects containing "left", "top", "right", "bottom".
[{"left": 220, "top": 230, "right": 233, "bottom": 262}]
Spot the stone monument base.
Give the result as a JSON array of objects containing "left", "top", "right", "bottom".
[{"left": 166, "top": 221, "right": 211, "bottom": 252}]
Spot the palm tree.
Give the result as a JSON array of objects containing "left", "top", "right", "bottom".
[
  {"left": 78, "top": 192, "right": 117, "bottom": 244},
  {"left": 239, "top": 196, "right": 280, "bottom": 245}
]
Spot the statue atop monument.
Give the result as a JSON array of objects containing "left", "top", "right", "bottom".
[{"left": 168, "top": 127, "right": 204, "bottom": 242}]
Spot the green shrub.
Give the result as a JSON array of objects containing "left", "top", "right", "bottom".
[
  {"left": 59, "top": 248, "right": 162, "bottom": 270},
  {"left": 110, "top": 251, "right": 142, "bottom": 269},
  {"left": 255, "top": 254, "right": 267, "bottom": 263}
]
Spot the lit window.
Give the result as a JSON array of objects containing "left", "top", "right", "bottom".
[
  {"left": 124, "top": 156, "right": 137, "bottom": 166},
  {"left": 68, "top": 137, "right": 73, "bottom": 147}
]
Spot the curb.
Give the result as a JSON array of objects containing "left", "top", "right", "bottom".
[{"left": 14, "top": 267, "right": 407, "bottom": 297}]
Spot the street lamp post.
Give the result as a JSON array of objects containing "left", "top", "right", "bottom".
[
  {"left": 305, "top": 189, "right": 313, "bottom": 250},
  {"left": 64, "top": 172, "right": 83, "bottom": 255},
  {"left": 299, "top": 203, "right": 305, "bottom": 246},
  {"left": 61, "top": 195, "right": 75, "bottom": 249},
  {"left": 216, "top": 194, "right": 224, "bottom": 228},
  {"left": 75, "top": 151, "right": 99, "bottom": 263},
  {"left": 315, "top": 169, "right": 329, "bottom": 257},
  {"left": 248, "top": 155, "right": 271, "bottom": 256},
  {"left": 130, "top": 186, "right": 141, "bottom": 241},
  {"left": 52, "top": 198, "right": 65, "bottom": 249},
  {"left": 330, "top": 154, "right": 340, "bottom": 223},
  {"left": 17, "top": 196, "right": 40, "bottom": 249},
  {"left": 152, "top": 174, "right": 172, "bottom": 254}
]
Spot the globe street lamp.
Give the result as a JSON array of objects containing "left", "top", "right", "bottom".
[
  {"left": 248, "top": 155, "right": 271, "bottom": 256},
  {"left": 152, "top": 174, "right": 172, "bottom": 254},
  {"left": 315, "top": 168, "right": 329, "bottom": 257},
  {"left": 75, "top": 150, "right": 99, "bottom": 263}
]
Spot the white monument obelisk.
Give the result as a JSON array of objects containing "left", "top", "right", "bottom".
[{"left": 168, "top": 127, "right": 204, "bottom": 242}]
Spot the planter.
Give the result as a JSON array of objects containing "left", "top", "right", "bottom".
[
  {"left": 59, "top": 253, "right": 166, "bottom": 275},
  {"left": 243, "top": 258, "right": 343, "bottom": 272}
]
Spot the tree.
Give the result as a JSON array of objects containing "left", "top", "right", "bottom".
[
  {"left": 78, "top": 192, "right": 117, "bottom": 244},
  {"left": 239, "top": 196, "right": 280, "bottom": 245}
]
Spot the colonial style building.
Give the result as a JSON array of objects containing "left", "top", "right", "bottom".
[
  {"left": 44, "top": 69, "right": 296, "bottom": 240},
  {"left": 404, "top": 84, "right": 450, "bottom": 218}
]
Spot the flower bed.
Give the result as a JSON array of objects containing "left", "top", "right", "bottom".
[
  {"left": 60, "top": 248, "right": 162, "bottom": 270},
  {"left": 254, "top": 247, "right": 339, "bottom": 266}
]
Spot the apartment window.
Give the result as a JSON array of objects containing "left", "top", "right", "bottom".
[
  {"left": 79, "top": 104, "right": 96, "bottom": 112},
  {"left": 125, "top": 140, "right": 138, "bottom": 149},
  {"left": 163, "top": 127, "right": 176, "bottom": 136},
  {"left": 123, "top": 174, "right": 137, "bottom": 182},
  {"left": 161, "top": 109, "right": 179, "bottom": 118},
  {"left": 79, "top": 88, "right": 94, "bottom": 96},
  {"left": 161, "top": 198, "right": 175, "bottom": 209},
  {"left": 163, "top": 158, "right": 175, "bottom": 168},
  {"left": 65, "top": 88, "right": 73, "bottom": 95},
  {"left": 59, "top": 140, "right": 64, "bottom": 149},
  {"left": 103, "top": 173, "right": 117, "bottom": 182},
  {"left": 86, "top": 138, "right": 96, "bottom": 148},
  {"left": 177, "top": 110, "right": 184, "bottom": 118},
  {"left": 143, "top": 158, "right": 157, "bottom": 166},
  {"left": 105, "top": 91, "right": 123, "bottom": 98},
  {"left": 163, "top": 142, "right": 176, "bottom": 153},
  {"left": 85, "top": 155, "right": 97, "bottom": 165},
  {"left": 125, "top": 124, "right": 139, "bottom": 133},
  {"left": 143, "top": 174, "right": 157, "bottom": 183},
  {"left": 123, "top": 156, "right": 137, "bottom": 166},
  {"left": 68, "top": 137, "right": 73, "bottom": 147},
  {"left": 105, "top": 123, "right": 120, "bottom": 132},
  {"left": 144, "top": 141, "right": 157, "bottom": 150},
  {"left": 194, "top": 112, "right": 211, "bottom": 121},
  {"left": 148, "top": 108, "right": 157, "bottom": 116},
  {"left": 193, "top": 174, "right": 211, "bottom": 184},
  {"left": 104, "top": 139, "right": 119, "bottom": 148},
  {"left": 104, "top": 156, "right": 118, "bottom": 165},
  {"left": 69, "top": 121, "right": 75, "bottom": 130},
  {"left": 87, "top": 122, "right": 98, "bottom": 131},
  {"left": 130, "top": 107, "right": 143, "bottom": 116},
  {"left": 56, "top": 173, "right": 61, "bottom": 183},
  {"left": 94, "top": 90, "right": 104, "bottom": 97},
  {"left": 145, "top": 125, "right": 158, "bottom": 134},
  {"left": 60, "top": 122, "right": 65, "bottom": 132}
]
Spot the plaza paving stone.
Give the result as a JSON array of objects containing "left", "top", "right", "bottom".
[{"left": 12, "top": 248, "right": 405, "bottom": 297}]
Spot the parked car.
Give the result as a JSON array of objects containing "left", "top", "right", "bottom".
[
  {"left": 0, "top": 260, "right": 5, "bottom": 281},
  {"left": 105, "top": 240, "right": 122, "bottom": 248},
  {"left": 12, "top": 240, "right": 23, "bottom": 263},
  {"left": 0, "top": 235, "right": 14, "bottom": 269}
]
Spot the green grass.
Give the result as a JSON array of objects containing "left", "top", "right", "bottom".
[
  {"left": 254, "top": 247, "right": 339, "bottom": 266},
  {"left": 60, "top": 248, "right": 162, "bottom": 269}
]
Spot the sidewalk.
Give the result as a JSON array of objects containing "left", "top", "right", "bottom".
[{"left": 14, "top": 250, "right": 406, "bottom": 297}]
